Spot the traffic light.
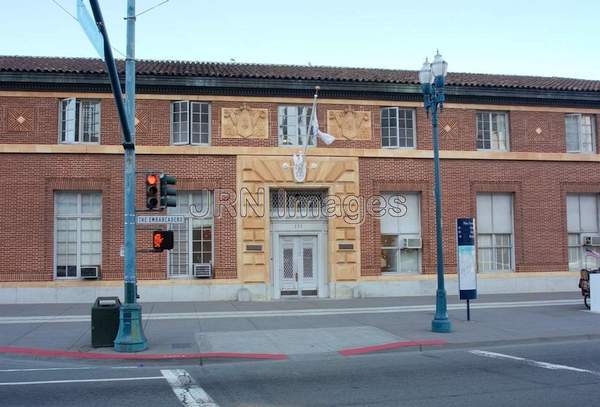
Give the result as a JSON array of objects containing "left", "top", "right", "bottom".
[
  {"left": 152, "top": 230, "right": 174, "bottom": 252},
  {"left": 160, "top": 173, "right": 177, "bottom": 208},
  {"left": 145, "top": 173, "right": 160, "bottom": 210}
]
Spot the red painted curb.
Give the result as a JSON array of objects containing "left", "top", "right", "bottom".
[
  {"left": 338, "top": 339, "right": 447, "bottom": 356},
  {"left": 0, "top": 346, "right": 288, "bottom": 361}
]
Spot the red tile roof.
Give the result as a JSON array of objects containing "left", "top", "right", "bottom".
[{"left": 1, "top": 55, "right": 599, "bottom": 92}]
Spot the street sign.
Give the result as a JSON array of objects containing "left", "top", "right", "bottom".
[
  {"left": 457, "top": 218, "right": 477, "bottom": 320},
  {"left": 76, "top": 0, "right": 105, "bottom": 60},
  {"left": 136, "top": 215, "right": 184, "bottom": 224}
]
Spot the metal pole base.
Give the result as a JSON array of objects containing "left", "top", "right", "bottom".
[
  {"left": 431, "top": 289, "right": 452, "bottom": 333},
  {"left": 114, "top": 303, "right": 147, "bottom": 352},
  {"left": 431, "top": 318, "right": 452, "bottom": 333}
]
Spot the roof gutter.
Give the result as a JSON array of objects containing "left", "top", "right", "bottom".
[{"left": 1, "top": 72, "right": 599, "bottom": 107}]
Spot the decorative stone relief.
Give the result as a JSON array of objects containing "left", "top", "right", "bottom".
[
  {"left": 222, "top": 105, "right": 268, "bottom": 139},
  {"left": 327, "top": 109, "right": 371, "bottom": 140}
]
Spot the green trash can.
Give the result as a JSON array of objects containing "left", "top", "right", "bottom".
[{"left": 91, "top": 297, "right": 121, "bottom": 348}]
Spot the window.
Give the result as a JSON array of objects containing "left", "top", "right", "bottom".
[
  {"left": 476, "top": 112, "right": 509, "bottom": 151},
  {"left": 566, "top": 114, "right": 596, "bottom": 153},
  {"left": 171, "top": 101, "right": 210, "bottom": 145},
  {"left": 381, "top": 107, "right": 416, "bottom": 148},
  {"left": 54, "top": 192, "right": 102, "bottom": 279},
  {"left": 476, "top": 193, "right": 514, "bottom": 272},
  {"left": 168, "top": 191, "right": 213, "bottom": 277},
  {"left": 380, "top": 193, "right": 421, "bottom": 273},
  {"left": 59, "top": 98, "right": 101, "bottom": 144},
  {"left": 278, "top": 105, "right": 313, "bottom": 147},
  {"left": 270, "top": 189, "right": 325, "bottom": 219},
  {"left": 567, "top": 194, "right": 600, "bottom": 270}
]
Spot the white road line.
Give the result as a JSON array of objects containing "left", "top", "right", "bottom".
[
  {"left": 161, "top": 369, "right": 219, "bottom": 407},
  {"left": 0, "top": 366, "right": 139, "bottom": 373},
  {"left": 0, "top": 299, "right": 581, "bottom": 324},
  {"left": 469, "top": 350, "right": 600, "bottom": 376},
  {"left": 0, "top": 375, "right": 164, "bottom": 386}
]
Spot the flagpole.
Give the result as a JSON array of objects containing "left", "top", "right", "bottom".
[{"left": 304, "top": 85, "right": 320, "bottom": 155}]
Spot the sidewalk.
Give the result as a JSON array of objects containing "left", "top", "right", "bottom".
[{"left": 0, "top": 292, "right": 598, "bottom": 362}]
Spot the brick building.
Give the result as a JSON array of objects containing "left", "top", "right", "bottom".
[{"left": 1, "top": 56, "right": 599, "bottom": 303}]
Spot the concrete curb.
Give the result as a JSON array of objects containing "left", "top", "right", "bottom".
[
  {"left": 338, "top": 339, "right": 447, "bottom": 356},
  {"left": 0, "top": 346, "right": 288, "bottom": 361}
]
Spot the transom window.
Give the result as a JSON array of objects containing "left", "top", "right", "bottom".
[
  {"left": 270, "top": 189, "right": 326, "bottom": 219},
  {"left": 278, "top": 106, "right": 314, "bottom": 147},
  {"left": 567, "top": 194, "right": 600, "bottom": 270},
  {"left": 565, "top": 114, "right": 596, "bottom": 153},
  {"left": 171, "top": 101, "right": 210, "bottom": 145},
  {"left": 168, "top": 191, "right": 213, "bottom": 277},
  {"left": 476, "top": 112, "right": 509, "bottom": 151},
  {"left": 476, "top": 193, "right": 514, "bottom": 272},
  {"left": 54, "top": 192, "right": 102, "bottom": 279},
  {"left": 380, "top": 193, "right": 421, "bottom": 274},
  {"left": 381, "top": 108, "right": 416, "bottom": 148},
  {"left": 59, "top": 98, "right": 101, "bottom": 144}
]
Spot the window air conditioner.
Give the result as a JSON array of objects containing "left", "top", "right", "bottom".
[
  {"left": 403, "top": 238, "right": 422, "bottom": 249},
  {"left": 80, "top": 265, "right": 100, "bottom": 279},
  {"left": 584, "top": 236, "right": 600, "bottom": 247},
  {"left": 193, "top": 263, "right": 212, "bottom": 278}
]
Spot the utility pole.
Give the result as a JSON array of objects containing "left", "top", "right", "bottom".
[
  {"left": 113, "top": 0, "right": 147, "bottom": 352},
  {"left": 84, "top": 0, "right": 146, "bottom": 351}
]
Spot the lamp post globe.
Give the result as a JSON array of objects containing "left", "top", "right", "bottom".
[
  {"left": 431, "top": 51, "right": 448, "bottom": 79},
  {"left": 419, "top": 58, "right": 433, "bottom": 85}
]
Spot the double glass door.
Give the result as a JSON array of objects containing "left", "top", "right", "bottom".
[{"left": 279, "top": 235, "right": 318, "bottom": 296}]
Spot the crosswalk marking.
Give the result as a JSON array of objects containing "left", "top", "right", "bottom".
[{"left": 161, "top": 369, "right": 219, "bottom": 407}]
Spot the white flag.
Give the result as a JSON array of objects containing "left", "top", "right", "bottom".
[
  {"left": 310, "top": 112, "right": 335, "bottom": 145},
  {"left": 317, "top": 129, "right": 335, "bottom": 145}
]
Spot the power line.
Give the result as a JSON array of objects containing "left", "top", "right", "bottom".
[
  {"left": 136, "top": 0, "right": 171, "bottom": 17},
  {"left": 50, "top": 0, "right": 77, "bottom": 21},
  {"left": 49, "top": 0, "right": 126, "bottom": 58}
]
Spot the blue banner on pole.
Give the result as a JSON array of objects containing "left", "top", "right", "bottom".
[{"left": 76, "top": 0, "right": 105, "bottom": 60}]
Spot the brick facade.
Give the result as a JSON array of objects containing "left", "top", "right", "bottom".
[
  {"left": 0, "top": 153, "right": 236, "bottom": 282},
  {"left": 1, "top": 88, "right": 599, "bottom": 284},
  {"left": 359, "top": 158, "right": 600, "bottom": 277}
]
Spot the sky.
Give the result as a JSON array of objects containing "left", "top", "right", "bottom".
[{"left": 0, "top": 0, "right": 598, "bottom": 79}]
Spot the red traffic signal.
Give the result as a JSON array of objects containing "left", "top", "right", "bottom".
[
  {"left": 152, "top": 230, "right": 174, "bottom": 252},
  {"left": 146, "top": 174, "right": 160, "bottom": 210}
]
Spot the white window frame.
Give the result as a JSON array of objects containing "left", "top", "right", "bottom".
[
  {"left": 53, "top": 192, "right": 102, "bottom": 280},
  {"left": 167, "top": 191, "right": 214, "bottom": 278},
  {"left": 380, "top": 193, "right": 422, "bottom": 274},
  {"left": 476, "top": 111, "right": 509, "bottom": 151},
  {"left": 380, "top": 107, "right": 416, "bottom": 149},
  {"left": 278, "top": 105, "right": 314, "bottom": 147},
  {"left": 476, "top": 193, "right": 515, "bottom": 273},
  {"left": 59, "top": 98, "right": 101, "bottom": 144},
  {"left": 170, "top": 101, "right": 211, "bottom": 146},
  {"left": 567, "top": 194, "right": 600, "bottom": 270},
  {"left": 565, "top": 114, "right": 596, "bottom": 153}
]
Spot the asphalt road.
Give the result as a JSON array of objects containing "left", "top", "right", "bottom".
[{"left": 1, "top": 339, "right": 600, "bottom": 406}]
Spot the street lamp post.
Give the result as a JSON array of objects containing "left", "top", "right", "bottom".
[{"left": 419, "top": 51, "right": 452, "bottom": 333}]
